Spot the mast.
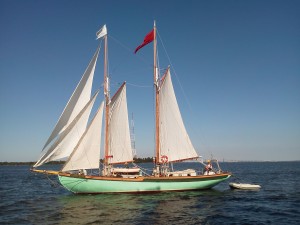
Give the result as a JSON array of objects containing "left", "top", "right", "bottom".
[
  {"left": 153, "top": 21, "right": 160, "bottom": 164},
  {"left": 131, "top": 113, "right": 137, "bottom": 158},
  {"left": 104, "top": 34, "right": 110, "bottom": 170}
]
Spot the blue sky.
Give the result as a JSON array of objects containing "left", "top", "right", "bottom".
[{"left": 0, "top": 0, "right": 299, "bottom": 162}]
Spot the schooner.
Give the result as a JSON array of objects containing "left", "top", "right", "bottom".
[{"left": 32, "top": 23, "right": 231, "bottom": 193}]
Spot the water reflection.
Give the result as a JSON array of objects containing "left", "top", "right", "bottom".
[
  {"left": 54, "top": 189, "right": 228, "bottom": 224},
  {"left": 57, "top": 194, "right": 142, "bottom": 224}
]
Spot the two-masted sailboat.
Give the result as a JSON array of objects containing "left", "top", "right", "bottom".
[{"left": 32, "top": 23, "right": 231, "bottom": 193}]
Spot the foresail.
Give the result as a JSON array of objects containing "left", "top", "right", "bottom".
[
  {"left": 42, "top": 47, "right": 100, "bottom": 150},
  {"left": 108, "top": 83, "right": 133, "bottom": 164},
  {"left": 159, "top": 69, "right": 198, "bottom": 162},
  {"left": 62, "top": 101, "right": 104, "bottom": 171},
  {"left": 34, "top": 91, "right": 99, "bottom": 167}
]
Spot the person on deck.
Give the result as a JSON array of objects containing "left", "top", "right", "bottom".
[{"left": 205, "top": 160, "right": 213, "bottom": 175}]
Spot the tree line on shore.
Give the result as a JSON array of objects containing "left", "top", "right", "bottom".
[{"left": 0, "top": 157, "right": 154, "bottom": 166}]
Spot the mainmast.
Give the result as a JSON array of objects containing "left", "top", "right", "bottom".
[
  {"left": 103, "top": 33, "right": 110, "bottom": 170},
  {"left": 153, "top": 21, "right": 160, "bottom": 164}
]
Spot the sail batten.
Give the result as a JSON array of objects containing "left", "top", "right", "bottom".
[
  {"left": 159, "top": 69, "right": 198, "bottom": 163},
  {"left": 42, "top": 47, "right": 100, "bottom": 150}
]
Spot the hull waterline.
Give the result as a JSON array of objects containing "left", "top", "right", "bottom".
[{"left": 58, "top": 173, "right": 231, "bottom": 194}]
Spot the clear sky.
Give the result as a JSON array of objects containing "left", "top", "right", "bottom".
[{"left": 0, "top": 0, "right": 299, "bottom": 162}]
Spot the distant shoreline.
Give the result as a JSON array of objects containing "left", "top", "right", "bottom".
[
  {"left": 0, "top": 159, "right": 299, "bottom": 166},
  {"left": 0, "top": 161, "right": 62, "bottom": 166},
  {"left": 0, "top": 157, "right": 155, "bottom": 166}
]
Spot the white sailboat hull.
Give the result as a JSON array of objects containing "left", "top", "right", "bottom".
[{"left": 229, "top": 182, "right": 261, "bottom": 190}]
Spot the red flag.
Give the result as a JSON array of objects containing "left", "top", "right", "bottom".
[{"left": 134, "top": 29, "right": 154, "bottom": 54}]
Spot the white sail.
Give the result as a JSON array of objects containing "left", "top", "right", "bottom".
[
  {"left": 34, "top": 92, "right": 99, "bottom": 167},
  {"left": 159, "top": 69, "right": 198, "bottom": 162},
  {"left": 42, "top": 47, "right": 100, "bottom": 150},
  {"left": 62, "top": 101, "right": 104, "bottom": 171},
  {"left": 108, "top": 83, "right": 133, "bottom": 164}
]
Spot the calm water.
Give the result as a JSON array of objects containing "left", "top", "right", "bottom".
[{"left": 1, "top": 162, "right": 299, "bottom": 225}]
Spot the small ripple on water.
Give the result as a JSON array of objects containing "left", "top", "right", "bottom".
[{"left": 1, "top": 163, "right": 300, "bottom": 224}]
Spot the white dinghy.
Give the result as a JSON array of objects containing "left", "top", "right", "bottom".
[{"left": 229, "top": 182, "right": 261, "bottom": 190}]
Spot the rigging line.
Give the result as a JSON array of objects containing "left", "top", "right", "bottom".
[
  {"left": 157, "top": 30, "right": 209, "bottom": 154},
  {"left": 108, "top": 34, "right": 132, "bottom": 52},
  {"left": 132, "top": 163, "right": 151, "bottom": 176},
  {"left": 46, "top": 173, "right": 61, "bottom": 188},
  {"left": 156, "top": 44, "right": 160, "bottom": 80},
  {"left": 156, "top": 30, "right": 194, "bottom": 116},
  {"left": 107, "top": 80, "right": 122, "bottom": 88},
  {"left": 108, "top": 34, "right": 153, "bottom": 69},
  {"left": 108, "top": 35, "right": 153, "bottom": 77},
  {"left": 107, "top": 34, "right": 155, "bottom": 84},
  {"left": 109, "top": 77, "right": 152, "bottom": 88},
  {"left": 126, "top": 82, "right": 152, "bottom": 88}
]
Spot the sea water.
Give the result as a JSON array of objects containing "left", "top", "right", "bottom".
[{"left": 0, "top": 162, "right": 299, "bottom": 224}]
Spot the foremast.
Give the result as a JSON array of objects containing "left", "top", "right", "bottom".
[
  {"left": 102, "top": 27, "right": 133, "bottom": 175},
  {"left": 103, "top": 30, "right": 111, "bottom": 176}
]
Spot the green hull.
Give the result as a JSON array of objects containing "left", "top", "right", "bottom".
[{"left": 58, "top": 174, "right": 231, "bottom": 194}]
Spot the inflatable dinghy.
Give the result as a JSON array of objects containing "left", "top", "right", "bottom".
[{"left": 229, "top": 182, "right": 261, "bottom": 190}]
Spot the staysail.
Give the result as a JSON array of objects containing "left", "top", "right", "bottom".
[
  {"left": 42, "top": 47, "right": 100, "bottom": 150},
  {"left": 62, "top": 101, "right": 104, "bottom": 171},
  {"left": 107, "top": 82, "right": 133, "bottom": 164},
  {"left": 34, "top": 92, "right": 99, "bottom": 167},
  {"left": 159, "top": 69, "right": 198, "bottom": 162}
]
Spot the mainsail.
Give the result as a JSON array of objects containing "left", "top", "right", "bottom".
[
  {"left": 107, "top": 82, "right": 133, "bottom": 164},
  {"left": 42, "top": 47, "right": 100, "bottom": 150},
  {"left": 34, "top": 92, "right": 99, "bottom": 167},
  {"left": 62, "top": 101, "right": 104, "bottom": 171},
  {"left": 159, "top": 69, "right": 198, "bottom": 162}
]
